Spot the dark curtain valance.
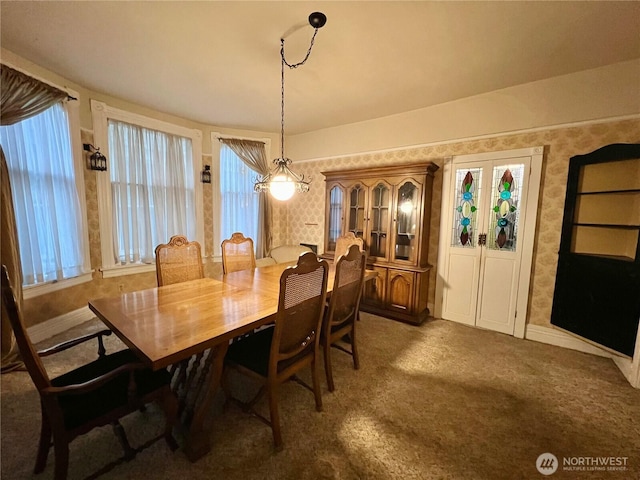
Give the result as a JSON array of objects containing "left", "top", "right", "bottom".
[{"left": 1, "top": 64, "right": 68, "bottom": 126}]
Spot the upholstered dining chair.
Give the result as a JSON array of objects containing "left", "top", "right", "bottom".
[
  {"left": 335, "top": 232, "right": 364, "bottom": 258},
  {"left": 155, "top": 235, "right": 204, "bottom": 286},
  {"left": 221, "top": 232, "right": 256, "bottom": 274},
  {"left": 222, "top": 252, "right": 329, "bottom": 449},
  {"left": 322, "top": 244, "right": 367, "bottom": 392},
  {"left": 0, "top": 265, "right": 178, "bottom": 480}
]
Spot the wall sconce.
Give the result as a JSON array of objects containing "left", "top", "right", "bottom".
[
  {"left": 201, "top": 165, "right": 212, "bottom": 184},
  {"left": 83, "top": 144, "right": 107, "bottom": 171}
]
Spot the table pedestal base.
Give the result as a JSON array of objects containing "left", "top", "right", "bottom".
[{"left": 170, "top": 342, "right": 229, "bottom": 462}]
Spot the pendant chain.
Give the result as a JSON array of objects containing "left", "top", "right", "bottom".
[{"left": 279, "top": 28, "right": 320, "bottom": 160}]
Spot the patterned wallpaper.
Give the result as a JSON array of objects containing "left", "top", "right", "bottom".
[
  {"left": 22, "top": 118, "right": 640, "bottom": 330},
  {"left": 282, "top": 118, "right": 640, "bottom": 327}
]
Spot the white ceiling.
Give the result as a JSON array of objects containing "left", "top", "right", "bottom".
[{"left": 1, "top": 1, "right": 639, "bottom": 135}]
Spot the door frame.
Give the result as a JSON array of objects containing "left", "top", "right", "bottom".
[{"left": 434, "top": 146, "right": 544, "bottom": 338}]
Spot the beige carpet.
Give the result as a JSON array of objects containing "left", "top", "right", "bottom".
[{"left": 1, "top": 313, "right": 639, "bottom": 480}]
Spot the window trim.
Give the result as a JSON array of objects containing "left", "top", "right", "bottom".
[
  {"left": 23, "top": 272, "right": 94, "bottom": 299},
  {"left": 91, "top": 100, "right": 204, "bottom": 276},
  {"left": 210, "top": 132, "right": 271, "bottom": 258}
]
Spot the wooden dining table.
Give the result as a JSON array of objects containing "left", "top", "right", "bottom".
[{"left": 88, "top": 260, "right": 374, "bottom": 461}]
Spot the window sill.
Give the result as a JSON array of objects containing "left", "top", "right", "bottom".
[
  {"left": 23, "top": 272, "right": 94, "bottom": 300},
  {"left": 100, "top": 263, "right": 157, "bottom": 279}
]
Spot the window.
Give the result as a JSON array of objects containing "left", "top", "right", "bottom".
[
  {"left": 219, "top": 143, "right": 259, "bottom": 245},
  {"left": 211, "top": 134, "right": 271, "bottom": 257},
  {"left": 92, "top": 100, "right": 203, "bottom": 276},
  {"left": 108, "top": 120, "right": 197, "bottom": 264},
  {"left": 0, "top": 98, "right": 91, "bottom": 293}
]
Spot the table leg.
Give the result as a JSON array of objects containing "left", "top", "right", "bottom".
[{"left": 183, "top": 341, "right": 229, "bottom": 462}]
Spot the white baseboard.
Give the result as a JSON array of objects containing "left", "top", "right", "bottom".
[
  {"left": 525, "top": 324, "right": 615, "bottom": 358},
  {"left": 27, "top": 306, "right": 95, "bottom": 344},
  {"left": 525, "top": 324, "right": 639, "bottom": 389}
]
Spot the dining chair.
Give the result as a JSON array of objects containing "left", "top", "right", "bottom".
[
  {"left": 335, "top": 232, "right": 364, "bottom": 258},
  {"left": 334, "top": 232, "right": 365, "bottom": 323},
  {"left": 222, "top": 251, "right": 329, "bottom": 449},
  {"left": 0, "top": 265, "right": 178, "bottom": 480},
  {"left": 154, "top": 235, "right": 207, "bottom": 419},
  {"left": 322, "top": 244, "right": 367, "bottom": 392},
  {"left": 154, "top": 234, "right": 204, "bottom": 286},
  {"left": 221, "top": 232, "right": 256, "bottom": 274}
]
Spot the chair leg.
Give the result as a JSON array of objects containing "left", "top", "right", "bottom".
[
  {"left": 34, "top": 406, "right": 51, "bottom": 474},
  {"left": 311, "top": 357, "right": 323, "bottom": 412},
  {"left": 267, "top": 384, "right": 283, "bottom": 450},
  {"left": 351, "top": 324, "right": 360, "bottom": 370},
  {"left": 112, "top": 421, "right": 136, "bottom": 461},
  {"left": 323, "top": 338, "right": 335, "bottom": 392},
  {"left": 51, "top": 431, "right": 69, "bottom": 480}
]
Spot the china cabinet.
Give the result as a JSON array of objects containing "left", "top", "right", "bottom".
[
  {"left": 551, "top": 143, "right": 640, "bottom": 357},
  {"left": 322, "top": 162, "right": 439, "bottom": 324}
]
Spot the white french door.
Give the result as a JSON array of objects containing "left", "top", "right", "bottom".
[{"left": 436, "top": 147, "right": 543, "bottom": 337}]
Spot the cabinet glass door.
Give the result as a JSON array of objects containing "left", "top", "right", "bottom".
[
  {"left": 394, "top": 181, "right": 420, "bottom": 263},
  {"left": 326, "top": 185, "right": 344, "bottom": 252},
  {"left": 347, "top": 183, "right": 367, "bottom": 241},
  {"left": 369, "top": 182, "right": 390, "bottom": 259}
]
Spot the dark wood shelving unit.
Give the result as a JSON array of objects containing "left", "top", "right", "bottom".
[{"left": 551, "top": 143, "right": 640, "bottom": 356}]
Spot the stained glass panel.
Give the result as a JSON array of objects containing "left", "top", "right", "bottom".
[
  {"left": 487, "top": 164, "right": 524, "bottom": 251},
  {"left": 451, "top": 167, "right": 483, "bottom": 248}
]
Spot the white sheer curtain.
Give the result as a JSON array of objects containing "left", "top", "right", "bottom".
[
  {"left": 219, "top": 143, "right": 259, "bottom": 245},
  {"left": 0, "top": 102, "right": 88, "bottom": 285},
  {"left": 108, "top": 119, "right": 196, "bottom": 264}
]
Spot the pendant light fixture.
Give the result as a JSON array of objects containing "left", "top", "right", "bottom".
[{"left": 254, "top": 12, "right": 327, "bottom": 201}]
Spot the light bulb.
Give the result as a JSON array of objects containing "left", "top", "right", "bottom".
[
  {"left": 269, "top": 174, "right": 295, "bottom": 201},
  {"left": 400, "top": 201, "right": 413, "bottom": 214}
]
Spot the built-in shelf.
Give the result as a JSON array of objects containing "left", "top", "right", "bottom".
[{"left": 552, "top": 143, "right": 640, "bottom": 357}]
